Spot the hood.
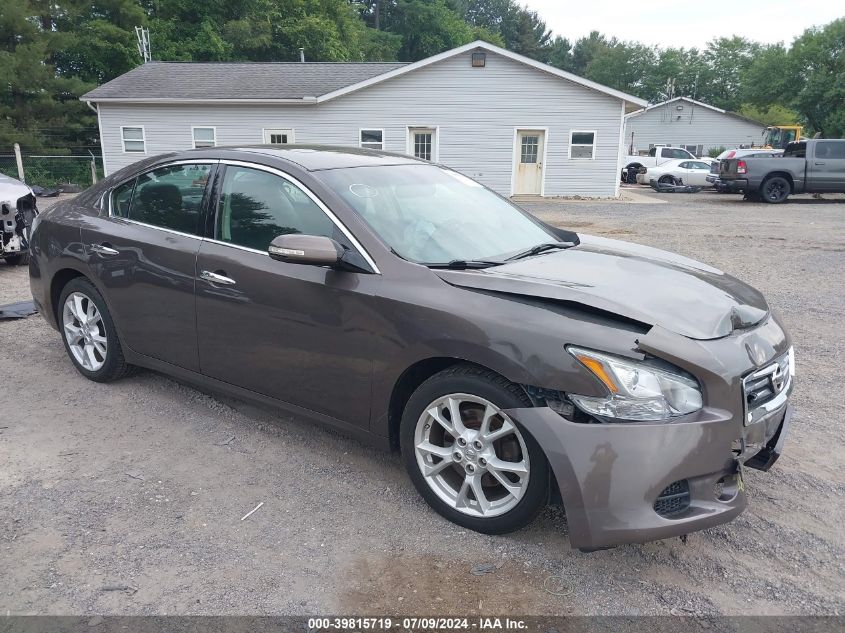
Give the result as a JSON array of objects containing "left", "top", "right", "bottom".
[
  {"left": 435, "top": 235, "right": 768, "bottom": 340},
  {"left": 0, "top": 174, "right": 32, "bottom": 204}
]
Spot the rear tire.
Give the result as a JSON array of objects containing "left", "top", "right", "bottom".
[
  {"left": 58, "top": 277, "right": 134, "bottom": 382},
  {"left": 658, "top": 175, "right": 676, "bottom": 185},
  {"left": 400, "top": 364, "right": 549, "bottom": 534},
  {"left": 760, "top": 176, "right": 791, "bottom": 203}
]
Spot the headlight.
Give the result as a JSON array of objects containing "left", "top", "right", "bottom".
[{"left": 567, "top": 346, "right": 703, "bottom": 421}]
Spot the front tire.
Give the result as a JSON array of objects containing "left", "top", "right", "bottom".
[
  {"left": 761, "top": 176, "right": 791, "bottom": 203},
  {"left": 58, "top": 277, "right": 134, "bottom": 382},
  {"left": 400, "top": 364, "right": 549, "bottom": 534}
]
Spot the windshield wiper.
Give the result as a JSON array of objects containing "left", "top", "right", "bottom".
[
  {"left": 424, "top": 259, "right": 501, "bottom": 270},
  {"left": 505, "top": 242, "right": 574, "bottom": 262}
]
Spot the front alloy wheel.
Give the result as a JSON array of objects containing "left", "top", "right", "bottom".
[
  {"left": 414, "top": 394, "right": 530, "bottom": 518},
  {"left": 401, "top": 364, "right": 549, "bottom": 534}
]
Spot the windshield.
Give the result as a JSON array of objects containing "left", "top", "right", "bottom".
[{"left": 316, "top": 164, "right": 559, "bottom": 264}]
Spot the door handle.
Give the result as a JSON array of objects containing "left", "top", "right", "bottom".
[
  {"left": 814, "top": 161, "right": 826, "bottom": 165},
  {"left": 90, "top": 243, "right": 120, "bottom": 256},
  {"left": 200, "top": 270, "right": 237, "bottom": 285}
]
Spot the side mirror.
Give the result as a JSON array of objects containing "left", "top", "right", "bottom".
[{"left": 268, "top": 234, "right": 343, "bottom": 267}]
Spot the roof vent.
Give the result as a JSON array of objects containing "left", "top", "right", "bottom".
[{"left": 471, "top": 51, "right": 486, "bottom": 67}]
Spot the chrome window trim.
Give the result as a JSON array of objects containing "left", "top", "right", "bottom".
[
  {"left": 218, "top": 159, "right": 381, "bottom": 274},
  {"left": 119, "top": 218, "right": 205, "bottom": 241},
  {"left": 203, "top": 238, "right": 268, "bottom": 256}
]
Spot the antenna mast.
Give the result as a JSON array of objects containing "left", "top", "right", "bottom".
[{"left": 135, "top": 26, "right": 151, "bottom": 63}]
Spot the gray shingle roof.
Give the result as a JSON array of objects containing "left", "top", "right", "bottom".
[{"left": 82, "top": 61, "right": 409, "bottom": 101}]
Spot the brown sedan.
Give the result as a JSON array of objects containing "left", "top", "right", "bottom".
[{"left": 29, "top": 147, "right": 794, "bottom": 550}]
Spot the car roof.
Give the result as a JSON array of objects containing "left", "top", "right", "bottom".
[{"left": 170, "top": 145, "right": 427, "bottom": 171}]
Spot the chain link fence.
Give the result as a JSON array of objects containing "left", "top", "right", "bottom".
[{"left": 0, "top": 153, "right": 104, "bottom": 189}]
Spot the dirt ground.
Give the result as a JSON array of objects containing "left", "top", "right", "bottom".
[{"left": 1, "top": 189, "right": 843, "bottom": 616}]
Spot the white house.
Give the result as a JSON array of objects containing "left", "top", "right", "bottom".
[
  {"left": 624, "top": 97, "right": 767, "bottom": 157},
  {"left": 82, "top": 41, "right": 645, "bottom": 198}
]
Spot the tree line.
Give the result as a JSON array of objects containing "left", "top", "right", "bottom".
[{"left": 1, "top": 1, "right": 842, "bottom": 153}]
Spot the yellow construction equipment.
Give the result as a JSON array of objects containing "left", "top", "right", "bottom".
[{"left": 760, "top": 125, "right": 803, "bottom": 149}]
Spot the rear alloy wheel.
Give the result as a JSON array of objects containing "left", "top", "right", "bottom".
[
  {"left": 401, "top": 365, "right": 548, "bottom": 534},
  {"left": 59, "top": 278, "right": 134, "bottom": 382},
  {"left": 63, "top": 291, "right": 108, "bottom": 372},
  {"left": 761, "top": 176, "right": 790, "bottom": 203}
]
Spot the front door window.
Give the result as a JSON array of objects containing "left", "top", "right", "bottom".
[{"left": 216, "top": 166, "right": 337, "bottom": 250}]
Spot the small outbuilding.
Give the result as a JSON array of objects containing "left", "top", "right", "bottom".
[
  {"left": 82, "top": 41, "right": 645, "bottom": 198},
  {"left": 624, "top": 97, "right": 767, "bottom": 157}
]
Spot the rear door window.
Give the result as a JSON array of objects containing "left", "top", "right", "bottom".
[
  {"left": 128, "top": 163, "right": 212, "bottom": 235},
  {"left": 111, "top": 179, "right": 135, "bottom": 217}
]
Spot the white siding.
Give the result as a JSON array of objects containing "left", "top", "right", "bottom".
[
  {"left": 97, "top": 51, "right": 625, "bottom": 197},
  {"left": 624, "top": 98, "right": 767, "bottom": 156}
]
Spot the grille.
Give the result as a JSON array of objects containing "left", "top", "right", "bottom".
[
  {"left": 654, "top": 480, "right": 691, "bottom": 518},
  {"left": 743, "top": 351, "right": 791, "bottom": 425}
]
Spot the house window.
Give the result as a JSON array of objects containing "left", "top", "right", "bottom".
[
  {"left": 192, "top": 127, "right": 216, "bottom": 148},
  {"left": 122, "top": 126, "right": 146, "bottom": 153},
  {"left": 409, "top": 128, "right": 436, "bottom": 161},
  {"left": 360, "top": 129, "right": 384, "bottom": 150},
  {"left": 263, "top": 128, "right": 295, "bottom": 144},
  {"left": 569, "top": 131, "right": 596, "bottom": 159}
]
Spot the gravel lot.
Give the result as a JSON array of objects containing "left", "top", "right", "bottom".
[{"left": 1, "top": 189, "right": 843, "bottom": 616}]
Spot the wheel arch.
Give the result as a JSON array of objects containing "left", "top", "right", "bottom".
[
  {"left": 50, "top": 268, "right": 87, "bottom": 325},
  {"left": 387, "top": 357, "right": 531, "bottom": 451}
]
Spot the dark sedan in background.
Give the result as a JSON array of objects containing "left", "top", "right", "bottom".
[{"left": 29, "top": 146, "right": 794, "bottom": 550}]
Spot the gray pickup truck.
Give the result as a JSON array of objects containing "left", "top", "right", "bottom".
[{"left": 719, "top": 139, "right": 845, "bottom": 203}]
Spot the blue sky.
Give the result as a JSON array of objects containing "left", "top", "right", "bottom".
[{"left": 522, "top": 1, "right": 843, "bottom": 48}]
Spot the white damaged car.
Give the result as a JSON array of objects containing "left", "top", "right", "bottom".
[{"left": 0, "top": 173, "right": 38, "bottom": 265}]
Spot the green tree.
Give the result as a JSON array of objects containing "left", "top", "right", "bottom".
[
  {"left": 449, "top": 0, "right": 550, "bottom": 60},
  {"left": 546, "top": 35, "right": 573, "bottom": 71},
  {"left": 584, "top": 42, "right": 656, "bottom": 97},
  {"left": 380, "top": 0, "right": 498, "bottom": 61},
  {"left": 740, "top": 43, "right": 796, "bottom": 108},
  {"left": 736, "top": 103, "right": 800, "bottom": 126},
  {"left": 570, "top": 31, "right": 607, "bottom": 75},
  {"left": 53, "top": 0, "right": 147, "bottom": 84},
  {"left": 0, "top": 1, "right": 97, "bottom": 153},
  {"left": 788, "top": 18, "right": 845, "bottom": 137},
  {"left": 701, "top": 36, "right": 760, "bottom": 110}
]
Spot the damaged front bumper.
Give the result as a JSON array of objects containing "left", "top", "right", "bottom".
[
  {"left": 508, "top": 317, "right": 793, "bottom": 551},
  {"left": 508, "top": 403, "right": 790, "bottom": 550}
]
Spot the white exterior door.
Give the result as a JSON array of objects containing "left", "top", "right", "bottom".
[
  {"left": 263, "top": 128, "right": 295, "bottom": 145},
  {"left": 514, "top": 130, "right": 545, "bottom": 195}
]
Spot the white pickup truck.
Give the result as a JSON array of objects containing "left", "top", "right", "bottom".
[{"left": 622, "top": 146, "right": 698, "bottom": 183}]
